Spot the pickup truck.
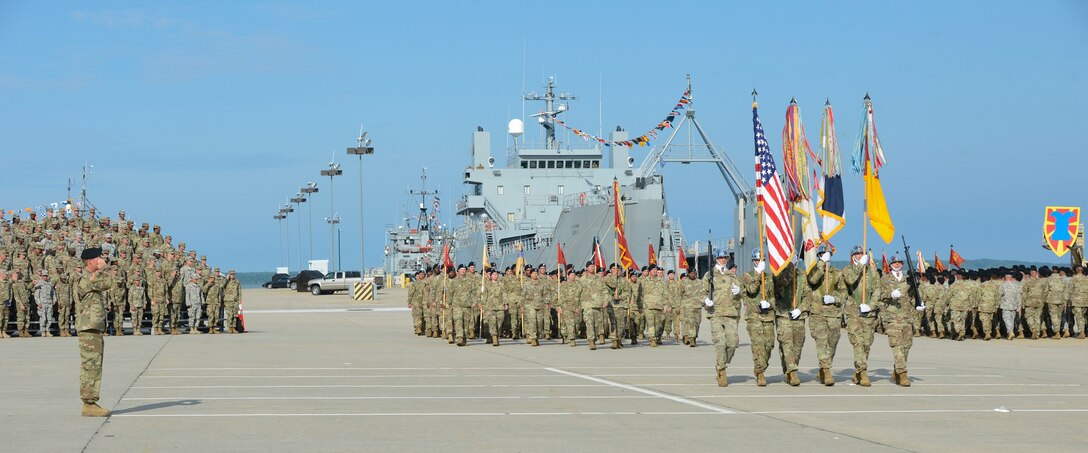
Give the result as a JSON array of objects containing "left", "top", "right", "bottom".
[{"left": 309, "top": 271, "right": 362, "bottom": 295}]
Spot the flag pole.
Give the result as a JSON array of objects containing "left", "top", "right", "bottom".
[{"left": 754, "top": 92, "right": 768, "bottom": 302}]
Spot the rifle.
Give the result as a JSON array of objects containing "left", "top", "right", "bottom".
[{"left": 900, "top": 235, "right": 924, "bottom": 308}]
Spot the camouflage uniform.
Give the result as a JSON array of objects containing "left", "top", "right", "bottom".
[
  {"left": 807, "top": 260, "right": 845, "bottom": 384},
  {"left": 607, "top": 273, "right": 633, "bottom": 346},
  {"left": 679, "top": 275, "right": 705, "bottom": 345},
  {"left": 501, "top": 275, "right": 523, "bottom": 338},
  {"left": 541, "top": 275, "right": 558, "bottom": 340},
  {"left": 408, "top": 277, "right": 425, "bottom": 335},
  {"left": 203, "top": 276, "right": 223, "bottom": 333},
  {"left": 704, "top": 265, "right": 743, "bottom": 384},
  {"left": 148, "top": 273, "right": 168, "bottom": 334},
  {"left": 772, "top": 263, "right": 810, "bottom": 385},
  {"left": 106, "top": 269, "right": 127, "bottom": 335},
  {"left": 578, "top": 272, "right": 609, "bottom": 349},
  {"left": 521, "top": 276, "right": 545, "bottom": 343},
  {"left": 1043, "top": 275, "right": 1070, "bottom": 338},
  {"left": 128, "top": 279, "right": 147, "bottom": 335},
  {"left": 0, "top": 274, "right": 11, "bottom": 337},
  {"left": 11, "top": 273, "right": 32, "bottom": 336},
  {"left": 482, "top": 278, "right": 504, "bottom": 344},
  {"left": 976, "top": 279, "right": 1001, "bottom": 340},
  {"left": 1021, "top": 275, "right": 1046, "bottom": 338},
  {"left": 34, "top": 274, "right": 57, "bottom": 336},
  {"left": 559, "top": 275, "right": 582, "bottom": 344},
  {"left": 55, "top": 270, "right": 75, "bottom": 336},
  {"left": 1070, "top": 273, "right": 1088, "bottom": 338},
  {"left": 947, "top": 278, "right": 978, "bottom": 340},
  {"left": 185, "top": 278, "right": 204, "bottom": 333},
  {"left": 222, "top": 274, "right": 241, "bottom": 333},
  {"left": 641, "top": 276, "right": 670, "bottom": 346},
  {"left": 998, "top": 278, "right": 1022, "bottom": 338},
  {"left": 742, "top": 269, "right": 776, "bottom": 384},
  {"left": 842, "top": 260, "right": 879, "bottom": 383},
  {"left": 76, "top": 269, "right": 111, "bottom": 405},
  {"left": 875, "top": 269, "right": 916, "bottom": 385}
]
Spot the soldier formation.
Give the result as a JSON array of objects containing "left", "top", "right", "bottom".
[
  {"left": 0, "top": 208, "right": 244, "bottom": 337},
  {"left": 405, "top": 244, "right": 975, "bottom": 388}
]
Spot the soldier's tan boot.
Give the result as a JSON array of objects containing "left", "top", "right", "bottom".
[
  {"left": 716, "top": 369, "right": 728, "bottom": 387},
  {"left": 492, "top": 336, "right": 499, "bottom": 347},
  {"left": 1007, "top": 332, "right": 1014, "bottom": 340},
  {"left": 134, "top": 330, "right": 143, "bottom": 336},
  {"left": 568, "top": 340, "right": 577, "bottom": 347},
  {"left": 19, "top": 330, "right": 29, "bottom": 338},
  {"left": 817, "top": 368, "right": 825, "bottom": 384},
  {"left": 191, "top": 329, "right": 202, "bottom": 335},
  {"left": 858, "top": 370, "right": 871, "bottom": 387},
  {"left": 821, "top": 368, "right": 835, "bottom": 386},
  {"left": 45, "top": 332, "right": 55, "bottom": 337},
  {"left": 984, "top": 333, "right": 991, "bottom": 341},
  {"left": 598, "top": 334, "right": 606, "bottom": 345},
  {"left": 755, "top": 372, "right": 767, "bottom": 387},
  {"left": 81, "top": 403, "right": 110, "bottom": 417},
  {"left": 588, "top": 340, "right": 596, "bottom": 350},
  {"left": 1077, "top": 333, "right": 1086, "bottom": 339},
  {"left": 787, "top": 370, "right": 800, "bottom": 386},
  {"left": 610, "top": 339, "right": 620, "bottom": 350},
  {"left": 896, "top": 371, "right": 911, "bottom": 387}
]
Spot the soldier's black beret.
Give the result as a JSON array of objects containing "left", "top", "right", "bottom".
[
  {"left": 80, "top": 247, "right": 102, "bottom": 260},
  {"left": 585, "top": 261, "right": 594, "bottom": 267}
]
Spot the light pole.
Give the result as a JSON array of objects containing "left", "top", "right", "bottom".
[
  {"left": 291, "top": 193, "right": 307, "bottom": 273},
  {"left": 273, "top": 211, "right": 287, "bottom": 267},
  {"left": 325, "top": 215, "right": 341, "bottom": 272},
  {"left": 347, "top": 127, "right": 374, "bottom": 273},
  {"left": 301, "top": 182, "right": 319, "bottom": 264},
  {"left": 321, "top": 162, "right": 342, "bottom": 270},
  {"left": 281, "top": 202, "right": 294, "bottom": 272}
]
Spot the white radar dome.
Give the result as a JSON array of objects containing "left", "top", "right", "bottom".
[{"left": 507, "top": 119, "right": 524, "bottom": 137}]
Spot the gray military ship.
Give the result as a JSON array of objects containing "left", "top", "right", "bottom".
[
  {"left": 382, "top": 170, "right": 443, "bottom": 276},
  {"left": 450, "top": 77, "right": 760, "bottom": 273}
]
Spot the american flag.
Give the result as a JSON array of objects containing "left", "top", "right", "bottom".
[{"left": 754, "top": 104, "right": 794, "bottom": 275}]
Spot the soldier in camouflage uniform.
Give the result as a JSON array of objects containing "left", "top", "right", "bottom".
[
  {"left": 773, "top": 260, "right": 810, "bottom": 387},
  {"left": 203, "top": 274, "right": 223, "bottom": 334},
  {"left": 521, "top": 269, "right": 546, "bottom": 346},
  {"left": 540, "top": 265, "right": 556, "bottom": 340},
  {"left": 128, "top": 275, "right": 147, "bottom": 336},
  {"left": 408, "top": 271, "right": 426, "bottom": 335},
  {"left": 947, "top": 270, "right": 978, "bottom": 341},
  {"left": 875, "top": 254, "right": 918, "bottom": 387},
  {"left": 679, "top": 270, "right": 705, "bottom": 347},
  {"left": 105, "top": 267, "right": 126, "bottom": 336},
  {"left": 11, "top": 270, "right": 32, "bottom": 337},
  {"left": 842, "top": 246, "right": 878, "bottom": 386},
  {"left": 703, "top": 252, "right": 743, "bottom": 386},
  {"left": 0, "top": 272, "right": 12, "bottom": 338},
  {"left": 1020, "top": 269, "right": 1045, "bottom": 339},
  {"left": 222, "top": 270, "right": 242, "bottom": 333},
  {"left": 33, "top": 270, "right": 57, "bottom": 336},
  {"left": 807, "top": 247, "right": 845, "bottom": 386},
  {"left": 607, "top": 265, "right": 633, "bottom": 349},
  {"left": 148, "top": 268, "right": 168, "bottom": 335},
  {"left": 482, "top": 270, "right": 504, "bottom": 346},
  {"left": 185, "top": 275, "right": 204, "bottom": 334},
  {"left": 75, "top": 247, "right": 111, "bottom": 417},
  {"left": 1043, "top": 269, "right": 1070, "bottom": 338},
  {"left": 501, "top": 268, "right": 522, "bottom": 339},
  {"left": 642, "top": 267, "right": 671, "bottom": 347},
  {"left": 976, "top": 273, "right": 1001, "bottom": 340},
  {"left": 579, "top": 263, "right": 611, "bottom": 350},
  {"left": 742, "top": 251, "right": 775, "bottom": 386},
  {"left": 559, "top": 271, "right": 581, "bottom": 346},
  {"left": 1070, "top": 267, "right": 1088, "bottom": 338},
  {"left": 54, "top": 268, "right": 74, "bottom": 336},
  {"left": 998, "top": 271, "right": 1022, "bottom": 340}
]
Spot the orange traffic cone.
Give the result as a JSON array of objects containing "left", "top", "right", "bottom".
[{"left": 236, "top": 303, "right": 246, "bottom": 333}]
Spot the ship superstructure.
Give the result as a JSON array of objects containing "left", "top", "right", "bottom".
[{"left": 383, "top": 170, "right": 443, "bottom": 276}]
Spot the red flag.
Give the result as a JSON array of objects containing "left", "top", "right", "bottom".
[
  {"left": 677, "top": 245, "right": 688, "bottom": 270},
  {"left": 442, "top": 243, "right": 453, "bottom": 270},
  {"left": 881, "top": 252, "right": 890, "bottom": 274},
  {"left": 612, "top": 179, "right": 637, "bottom": 270},
  {"left": 647, "top": 242, "right": 657, "bottom": 266},
  {"left": 933, "top": 252, "right": 946, "bottom": 272},
  {"left": 593, "top": 237, "right": 606, "bottom": 269},
  {"left": 557, "top": 243, "right": 567, "bottom": 273},
  {"left": 949, "top": 247, "right": 966, "bottom": 269}
]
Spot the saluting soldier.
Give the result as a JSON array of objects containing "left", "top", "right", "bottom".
[{"left": 75, "top": 247, "right": 111, "bottom": 417}]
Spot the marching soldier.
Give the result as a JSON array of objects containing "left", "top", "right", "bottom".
[
  {"left": 1021, "top": 268, "right": 1046, "bottom": 339},
  {"left": 608, "top": 265, "right": 633, "bottom": 349},
  {"left": 742, "top": 251, "right": 775, "bottom": 387},
  {"left": 522, "top": 269, "right": 545, "bottom": 346},
  {"left": 976, "top": 273, "right": 1001, "bottom": 340},
  {"left": 807, "top": 246, "right": 845, "bottom": 386},
  {"left": 482, "top": 270, "right": 504, "bottom": 346},
  {"left": 998, "top": 271, "right": 1022, "bottom": 340},
  {"left": 703, "top": 251, "right": 743, "bottom": 387},
  {"left": 1043, "top": 268, "right": 1070, "bottom": 338},
  {"left": 947, "top": 270, "right": 978, "bottom": 341},
  {"left": 875, "top": 254, "right": 919, "bottom": 387},
  {"left": 642, "top": 267, "right": 670, "bottom": 347},
  {"left": 679, "top": 270, "right": 704, "bottom": 347},
  {"left": 1070, "top": 267, "right": 1088, "bottom": 338},
  {"left": 842, "top": 246, "right": 878, "bottom": 386},
  {"left": 501, "top": 268, "right": 523, "bottom": 339},
  {"left": 559, "top": 271, "right": 581, "bottom": 346},
  {"left": 578, "top": 262, "right": 608, "bottom": 350},
  {"left": 773, "top": 260, "right": 810, "bottom": 387}
]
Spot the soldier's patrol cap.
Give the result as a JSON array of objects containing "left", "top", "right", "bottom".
[
  {"left": 39, "top": 269, "right": 48, "bottom": 276},
  {"left": 228, "top": 270, "right": 235, "bottom": 275},
  {"left": 105, "top": 233, "right": 113, "bottom": 238},
  {"left": 153, "top": 224, "right": 160, "bottom": 229},
  {"left": 80, "top": 247, "right": 102, "bottom": 260},
  {"left": 850, "top": 245, "right": 864, "bottom": 255},
  {"left": 201, "top": 255, "right": 207, "bottom": 260},
  {"left": 179, "top": 242, "right": 186, "bottom": 247},
  {"left": 213, "top": 267, "right": 220, "bottom": 272}
]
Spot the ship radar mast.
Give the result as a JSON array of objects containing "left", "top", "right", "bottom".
[
  {"left": 408, "top": 168, "right": 438, "bottom": 233},
  {"left": 524, "top": 77, "right": 576, "bottom": 150}
]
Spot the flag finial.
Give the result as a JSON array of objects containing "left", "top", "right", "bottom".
[
  {"left": 863, "top": 93, "right": 871, "bottom": 101},
  {"left": 824, "top": 98, "right": 831, "bottom": 106},
  {"left": 790, "top": 97, "right": 797, "bottom": 105}
]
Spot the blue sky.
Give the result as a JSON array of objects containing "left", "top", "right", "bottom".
[{"left": 1, "top": 1, "right": 1085, "bottom": 271}]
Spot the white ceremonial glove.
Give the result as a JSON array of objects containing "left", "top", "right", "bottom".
[
  {"left": 820, "top": 252, "right": 831, "bottom": 263},
  {"left": 730, "top": 284, "right": 740, "bottom": 295},
  {"left": 759, "top": 300, "right": 771, "bottom": 310},
  {"left": 916, "top": 304, "right": 926, "bottom": 312},
  {"left": 823, "top": 295, "right": 835, "bottom": 305},
  {"left": 858, "top": 255, "right": 869, "bottom": 266},
  {"left": 891, "top": 289, "right": 902, "bottom": 299},
  {"left": 754, "top": 261, "right": 766, "bottom": 274},
  {"left": 704, "top": 297, "right": 714, "bottom": 307},
  {"left": 859, "top": 303, "right": 872, "bottom": 314},
  {"left": 789, "top": 308, "right": 802, "bottom": 320}
]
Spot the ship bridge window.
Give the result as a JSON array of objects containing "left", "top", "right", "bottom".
[
  {"left": 583, "top": 160, "right": 591, "bottom": 168},
  {"left": 557, "top": 185, "right": 564, "bottom": 195},
  {"left": 507, "top": 212, "right": 515, "bottom": 222},
  {"left": 497, "top": 185, "right": 504, "bottom": 195},
  {"left": 547, "top": 160, "right": 555, "bottom": 169},
  {"left": 592, "top": 160, "right": 600, "bottom": 168},
  {"left": 523, "top": 185, "right": 530, "bottom": 195},
  {"left": 573, "top": 160, "right": 582, "bottom": 168},
  {"left": 529, "top": 161, "right": 538, "bottom": 169},
  {"left": 521, "top": 161, "right": 527, "bottom": 169}
]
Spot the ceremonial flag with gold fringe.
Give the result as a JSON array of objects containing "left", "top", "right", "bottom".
[
  {"left": 647, "top": 241, "right": 657, "bottom": 267},
  {"left": 881, "top": 251, "right": 890, "bottom": 274},
  {"left": 852, "top": 95, "right": 895, "bottom": 244},
  {"left": 557, "top": 242, "right": 567, "bottom": 276},
  {"left": 916, "top": 250, "right": 929, "bottom": 274},
  {"left": 592, "top": 237, "right": 606, "bottom": 269},
  {"left": 612, "top": 179, "right": 638, "bottom": 270},
  {"left": 818, "top": 99, "right": 846, "bottom": 241},
  {"left": 677, "top": 243, "right": 688, "bottom": 270},
  {"left": 783, "top": 100, "right": 823, "bottom": 273}
]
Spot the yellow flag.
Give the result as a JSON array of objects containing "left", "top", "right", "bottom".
[{"left": 865, "top": 161, "right": 895, "bottom": 243}]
